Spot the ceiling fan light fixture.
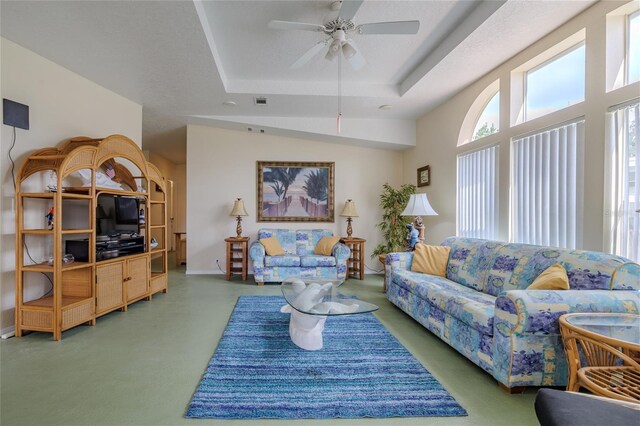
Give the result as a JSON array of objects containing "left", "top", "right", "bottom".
[
  {"left": 342, "top": 40, "right": 356, "bottom": 59},
  {"left": 325, "top": 48, "right": 338, "bottom": 61},
  {"left": 329, "top": 38, "right": 341, "bottom": 52}
]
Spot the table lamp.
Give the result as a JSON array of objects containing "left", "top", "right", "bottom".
[
  {"left": 230, "top": 198, "right": 249, "bottom": 237},
  {"left": 340, "top": 199, "right": 359, "bottom": 237},
  {"left": 401, "top": 193, "right": 438, "bottom": 243}
]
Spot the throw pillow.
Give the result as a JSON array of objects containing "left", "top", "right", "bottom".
[
  {"left": 314, "top": 236, "right": 341, "bottom": 256},
  {"left": 527, "top": 263, "right": 570, "bottom": 290},
  {"left": 260, "top": 236, "right": 285, "bottom": 256},
  {"left": 411, "top": 243, "right": 451, "bottom": 277}
]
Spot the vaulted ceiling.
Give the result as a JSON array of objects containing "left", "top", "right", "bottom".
[{"left": 1, "top": 0, "right": 596, "bottom": 163}]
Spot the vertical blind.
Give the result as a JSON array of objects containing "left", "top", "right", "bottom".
[
  {"left": 511, "top": 119, "right": 585, "bottom": 249},
  {"left": 606, "top": 101, "right": 639, "bottom": 261},
  {"left": 457, "top": 145, "right": 499, "bottom": 239}
]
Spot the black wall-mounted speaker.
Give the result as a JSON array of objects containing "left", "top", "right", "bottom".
[{"left": 3, "top": 98, "right": 29, "bottom": 130}]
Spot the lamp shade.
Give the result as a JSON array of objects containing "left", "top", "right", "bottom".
[
  {"left": 340, "top": 199, "right": 359, "bottom": 217},
  {"left": 230, "top": 198, "right": 249, "bottom": 216},
  {"left": 401, "top": 193, "right": 438, "bottom": 216}
]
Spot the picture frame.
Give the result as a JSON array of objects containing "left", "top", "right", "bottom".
[
  {"left": 417, "top": 165, "right": 431, "bottom": 187},
  {"left": 256, "top": 161, "right": 335, "bottom": 222}
]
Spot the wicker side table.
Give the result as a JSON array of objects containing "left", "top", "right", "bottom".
[{"left": 559, "top": 313, "right": 640, "bottom": 403}]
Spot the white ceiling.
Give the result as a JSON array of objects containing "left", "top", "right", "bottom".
[{"left": 1, "top": 0, "right": 596, "bottom": 163}]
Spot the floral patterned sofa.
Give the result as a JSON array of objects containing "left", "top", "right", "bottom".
[
  {"left": 386, "top": 237, "right": 640, "bottom": 390},
  {"left": 249, "top": 229, "right": 350, "bottom": 285}
]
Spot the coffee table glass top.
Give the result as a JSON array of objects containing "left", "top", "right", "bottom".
[
  {"left": 564, "top": 313, "right": 640, "bottom": 345},
  {"left": 281, "top": 278, "right": 378, "bottom": 316}
]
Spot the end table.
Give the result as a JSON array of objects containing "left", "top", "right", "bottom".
[
  {"left": 225, "top": 237, "right": 249, "bottom": 281},
  {"left": 341, "top": 237, "right": 366, "bottom": 280},
  {"left": 174, "top": 232, "right": 186, "bottom": 266},
  {"left": 379, "top": 254, "right": 387, "bottom": 292}
]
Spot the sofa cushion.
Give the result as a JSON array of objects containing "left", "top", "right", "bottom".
[
  {"left": 527, "top": 263, "right": 569, "bottom": 290},
  {"left": 259, "top": 236, "right": 285, "bottom": 256},
  {"left": 483, "top": 243, "right": 632, "bottom": 296},
  {"left": 392, "top": 269, "right": 451, "bottom": 299},
  {"left": 441, "top": 237, "right": 503, "bottom": 292},
  {"left": 300, "top": 255, "right": 337, "bottom": 267},
  {"left": 411, "top": 244, "right": 450, "bottom": 277},
  {"left": 392, "top": 269, "right": 496, "bottom": 335},
  {"left": 314, "top": 236, "right": 340, "bottom": 256},
  {"left": 426, "top": 281, "right": 496, "bottom": 335},
  {"left": 258, "top": 229, "right": 297, "bottom": 254},
  {"left": 264, "top": 255, "right": 300, "bottom": 267},
  {"left": 296, "top": 229, "right": 334, "bottom": 255}
]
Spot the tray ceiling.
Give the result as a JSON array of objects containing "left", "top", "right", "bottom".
[{"left": 1, "top": 0, "right": 596, "bottom": 163}]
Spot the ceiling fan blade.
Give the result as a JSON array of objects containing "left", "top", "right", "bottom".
[
  {"left": 268, "top": 20, "right": 325, "bottom": 32},
  {"left": 338, "top": 0, "right": 364, "bottom": 21},
  {"left": 291, "top": 41, "right": 328, "bottom": 69},
  {"left": 356, "top": 20, "right": 420, "bottom": 35},
  {"left": 344, "top": 39, "right": 366, "bottom": 70}
]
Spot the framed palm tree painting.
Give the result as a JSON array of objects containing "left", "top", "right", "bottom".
[{"left": 256, "top": 161, "right": 335, "bottom": 222}]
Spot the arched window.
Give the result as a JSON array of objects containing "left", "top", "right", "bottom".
[
  {"left": 458, "top": 79, "right": 500, "bottom": 146},
  {"left": 472, "top": 92, "right": 499, "bottom": 140}
]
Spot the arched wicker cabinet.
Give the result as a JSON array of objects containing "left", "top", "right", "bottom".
[{"left": 15, "top": 135, "right": 168, "bottom": 340}]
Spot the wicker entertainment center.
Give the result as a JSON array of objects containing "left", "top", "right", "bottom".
[{"left": 15, "top": 135, "right": 169, "bottom": 340}]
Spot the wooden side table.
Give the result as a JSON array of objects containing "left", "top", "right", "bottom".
[
  {"left": 225, "top": 237, "right": 249, "bottom": 281},
  {"left": 379, "top": 254, "right": 387, "bottom": 292},
  {"left": 341, "top": 237, "right": 366, "bottom": 280},
  {"left": 174, "top": 232, "right": 186, "bottom": 266}
]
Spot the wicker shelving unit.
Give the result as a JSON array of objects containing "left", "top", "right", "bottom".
[{"left": 15, "top": 135, "right": 168, "bottom": 340}]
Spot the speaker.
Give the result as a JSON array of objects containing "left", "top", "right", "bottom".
[
  {"left": 3, "top": 99, "right": 29, "bottom": 130},
  {"left": 65, "top": 240, "right": 89, "bottom": 262}
]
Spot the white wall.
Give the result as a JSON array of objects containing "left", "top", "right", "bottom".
[
  {"left": 186, "top": 124, "right": 403, "bottom": 275},
  {"left": 404, "top": 1, "right": 640, "bottom": 250},
  {"left": 173, "top": 163, "right": 187, "bottom": 235},
  {"left": 0, "top": 38, "right": 142, "bottom": 333}
]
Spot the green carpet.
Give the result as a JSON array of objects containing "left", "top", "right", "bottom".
[{"left": 0, "top": 260, "right": 539, "bottom": 425}]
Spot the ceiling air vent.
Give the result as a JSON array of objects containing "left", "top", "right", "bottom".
[{"left": 254, "top": 97, "right": 267, "bottom": 106}]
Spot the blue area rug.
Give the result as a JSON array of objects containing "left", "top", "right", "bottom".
[{"left": 186, "top": 296, "right": 467, "bottom": 419}]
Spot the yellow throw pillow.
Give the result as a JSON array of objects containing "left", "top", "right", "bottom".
[
  {"left": 527, "top": 263, "right": 570, "bottom": 290},
  {"left": 314, "top": 236, "right": 341, "bottom": 256},
  {"left": 259, "top": 236, "right": 285, "bottom": 256},
  {"left": 411, "top": 243, "right": 451, "bottom": 277}
]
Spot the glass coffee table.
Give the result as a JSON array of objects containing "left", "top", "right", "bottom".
[
  {"left": 280, "top": 277, "right": 378, "bottom": 350},
  {"left": 559, "top": 313, "right": 640, "bottom": 403}
]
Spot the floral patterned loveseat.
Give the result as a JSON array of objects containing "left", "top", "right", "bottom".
[
  {"left": 386, "top": 237, "right": 640, "bottom": 390},
  {"left": 249, "top": 228, "right": 350, "bottom": 285}
]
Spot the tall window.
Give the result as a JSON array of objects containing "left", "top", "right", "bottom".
[
  {"left": 627, "top": 11, "right": 640, "bottom": 85},
  {"left": 457, "top": 146, "right": 499, "bottom": 239},
  {"left": 472, "top": 92, "right": 500, "bottom": 141},
  {"left": 511, "top": 119, "right": 585, "bottom": 249},
  {"left": 606, "top": 101, "right": 639, "bottom": 261},
  {"left": 525, "top": 43, "right": 585, "bottom": 121}
]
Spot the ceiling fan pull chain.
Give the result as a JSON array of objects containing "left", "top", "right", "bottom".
[{"left": 337, "top": 52, "right": 342, "bottom": 134}]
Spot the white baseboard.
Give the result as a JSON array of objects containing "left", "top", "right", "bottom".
[
  {"left": 1, "top": 325, "right": 15, "bottom": 339},
  {"left": 186, "top": 269, "right": 225, "bottom": 275},
  {"left": 184, "top": 270, "right": 381, "bottom": 276}
]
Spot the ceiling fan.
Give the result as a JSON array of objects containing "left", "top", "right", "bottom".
[{"left": 268, "top": 0, "right": 420, "bottom": 70}]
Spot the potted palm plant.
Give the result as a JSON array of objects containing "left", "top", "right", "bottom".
[{"left": 372, "top": 183, "right": 416, "bottom": 258}]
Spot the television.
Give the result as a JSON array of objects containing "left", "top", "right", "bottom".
[{"left": 115, "top": 197, "right": 139, "bottom": 225}]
